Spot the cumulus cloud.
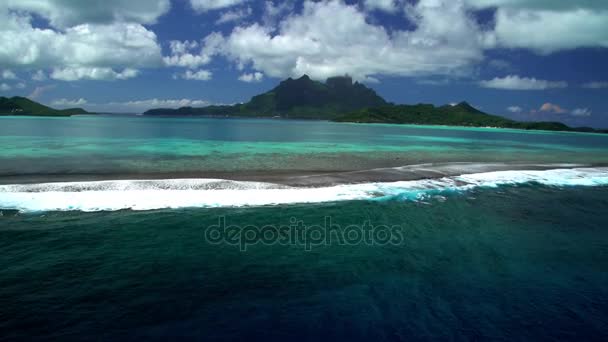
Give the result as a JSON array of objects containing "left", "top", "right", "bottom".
[
  {"left": 51, "top": 98, "right": 88, "bottom": 108},
  {"left": 417, "top": 78, "right": 450, "bottom": 86},
  {"left": 539, "top": 102, "right": 566, "bottom": 114},
  {"left": 1, "top": 0, "right": 170, "bottom": 28},
  {"left": 238, "top": 72, "right": 264, "bottom": 82},
  {"left": 262, "top": 1, "right": 295, "bottom": 27},
  {"left": 582, "top": 81, "right": 608, "bottom": 89},
  {"left": 479, "top": 75, "right": 567, "bottom": 90},
  {"left": 91, "top": 98, "right": 213, "bottom": 112},
  {"left": 2, "top": 70, "right": 17, "bottom": 80},
  {"left": 175, "top": 69, "right": 213, "bottom": 81},
  {"left": 49, "top": 98, "right": 213, "bottom": 112},
  {"left": 507, "top": 105, "right": 522, "bottom": 113},
  {"left": 0, "top": 0, "right": 170, "bottom": 33},
  {"left": 51, "top": 67, "right": 139, "bottom": 81},
  {"left": 110, "top": 98, "right": 211, "bottom": 109},
  {"left": 216, "top": 6, "right": 252, "bottom": 24},
  {"left": 465, "top": 1, "right": 608, "bottom": 12},
  {"left": 190, "top": 0, "right": 249, "bottom": 12},
  {"left": 0, "top": 18, "right": 163, "bottom": 69},
  {"left": 163, "top": 40, "right": 211, "bottom": 69},
  {"left": 0, "top": 83, "right": 10, "bottom": 91},
  {"left": 533, "top": 103, "right": 592, "bottom": 117},
  {"left": 493, "top": 9, "right": 608, "bottom": 53},
  {"left": 363, "top": 0, "right": 401, "bottom": 13},
  {"left": 571, "top": 108, "right": 592, "bottom": 117},
  {"left": 0, "top": 3, "right": 164, "bottom": 80},
  {"left": 31, "top": 70, "right": 47, "bottom": 81},
  {"left": 466, "top": 1, "right": 608, "bottom": 53},
  {"left": 205, "top": 0, "right": 488, "bottom": 81}
]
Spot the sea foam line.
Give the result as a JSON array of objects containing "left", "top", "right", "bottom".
[{"left": 0, "top": 168, "right": 607, "bottom": 212}]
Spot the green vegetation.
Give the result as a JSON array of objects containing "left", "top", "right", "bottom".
[
  {"left": 0, "top": 96, "right": 89, "bottom": 116},
  {"left": 334, "top": 102, "right": 513, "bottom": 126},
  {"left": 144, "top": 75, "right": 606, "bottom": 133},
  {"left": 144, "top": 75, "right": 387, "bottom": 119},
  {"left": 334, "top": 102, "right": 608, "bottom": 133}
]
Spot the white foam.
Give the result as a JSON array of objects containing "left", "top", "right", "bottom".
[{"left": 1, "top": 168, "right": 607, "bottom": 212}]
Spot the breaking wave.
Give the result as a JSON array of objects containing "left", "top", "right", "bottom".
[{"left": 1, "top": 168, "right": 607, "bottom": 212}]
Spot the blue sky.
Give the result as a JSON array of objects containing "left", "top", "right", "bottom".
[{"left": 1, "top": 0, "right": 607, "bottom": 127}]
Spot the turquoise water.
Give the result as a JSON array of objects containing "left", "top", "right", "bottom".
[
  {"left": 1, "top": 115, "right": 607, "bottom": 179},
  {"left": 1, "top": 115, "right": 608, "bottom": 340}
]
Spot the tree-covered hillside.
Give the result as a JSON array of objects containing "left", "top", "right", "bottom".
[{"left": 0, "top": 96, "right": 88, "bottom": 116}]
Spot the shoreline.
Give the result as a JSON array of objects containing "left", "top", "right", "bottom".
[{"left": 0, "top": 162, "right": 595, "bottom": 188}]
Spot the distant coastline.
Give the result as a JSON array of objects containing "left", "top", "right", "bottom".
[
  {"left": 0, "top": 96, "right": 89, "bottom": 116},
  {"left": 143, "top": 75, "right": 608, "bottom": 134},
  {"left": 2, "top": 75, "right": 606, "bottom": 133}
]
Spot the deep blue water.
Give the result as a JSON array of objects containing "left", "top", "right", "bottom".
[{"left": 1, "top": 184, "right": 608, "bottom": 340}]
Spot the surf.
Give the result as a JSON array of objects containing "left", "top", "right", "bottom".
[{"left": 1, "top": 167, "right": 607, "bottom": 212}]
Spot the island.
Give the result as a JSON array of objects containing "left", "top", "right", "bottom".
[
  {"left": 333, "top": 102, "right": 606, "bottom": 133},
  {"left": 145, "top": 75, "right": 386, "bottom": 119},
  {"left": 0, "top": 96, "right": 89, "bottom": 116},
  {"left": 144, "top": 75, "right": 606, "bottom": 134}
]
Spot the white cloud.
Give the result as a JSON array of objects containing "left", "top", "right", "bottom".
[
  {"left": 48, "top": 98, "right": 213, "bottom": 112},
  {"left": 163, "top": 40, "right": 211, "bottom": 69},
  {"left": 167, "top": 40, "right": 199, "bottom": 55},
  {"left": 0, "top": 19, "right": 163, "bottom": 69},
  {"left": 0, "top": 5, "right": 163, "bottom": 80},
  {"left": 238, "top": 72, "right": 264, "bottom": 82},
  {"left": 507, "top": 105, "right": 522, "bottom": 113},
  {"left": 571, "top": 108, "right": 592, "bottom": 117},
  {"left": 91, "top": 98, "right": 213, "bottom": 112},
  {"left": 190, "top": 0, "right": 249, "bottom": 12},
  {"left": 539, "top": 102, "right": 566, "bottom": 114},
  {"left": 216, "top": 6, "right": 252, "bottom": 24},
  {"left": 466, "top": 1, "right": 608, "bottom": 53},
  {"left": 175, "top": 69, "right": 213, "bottom": 81},
  {"left": 31, "top": 70, "right": 46, "bottom": 81},
  {"left": 465, "top": 1, "right": 608, "bottom": 11},
  {"left": 364, "top": 0, "right": 400, "bottom": 13},
  {"left": 0, "top": 83, "right": 10, "bottom": 91},
  {"left": 2, "top": 69, "right": 17, "bottom": 79},
  {"left": 417, "top": 78, "right": 450, "bottom": 86},
  {"left": 1, "top": 0, "right": 170, "bottom": 28},
  {"left": 51, "top": 67, "right": 139, "bottom": 81},
  {"left": 582, "top": 81, "right": 608, "bottom": 89},
  {"left": 479, "top": 75, "right": 567, "bottom": 90},
  {"left": 51, "top": 98, "right": 88, "bottom": 108},
  {"left": 492, "top": 9, "right": 608, "bottom": 53},
  {"left": 262, "top": 1, "right": 295, "bottom": 27},
  {"left": 206, "top": 0, "right": 488, "bottom": 81},
  {"left": 15, "top": 82, "right": 25, "bottom": 89}
]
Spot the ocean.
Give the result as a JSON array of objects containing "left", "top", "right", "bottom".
[{"left": 1, "top": 115, "right": 608, "bottom": 340}]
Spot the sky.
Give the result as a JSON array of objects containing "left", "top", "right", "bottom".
[{"left": 1, "top": 0, "right": 607, "bottom": 127}]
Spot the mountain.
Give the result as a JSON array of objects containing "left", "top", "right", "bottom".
[
  {"left": 0, "top": 96, "right": 89, "bottom": 116},
  {"left": 144, "top": 75, "right": 605, "bottom": 133},
  {"left": 144, "top": 75, "right": 387, "bottom": 119}
]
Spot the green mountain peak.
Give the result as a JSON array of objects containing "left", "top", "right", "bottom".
[
  {"left": 0, "top": 96, "right": 89, "bottom": 116},
  {"left": 146, "top": 74, "right": 387, "bottom": 119}
]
